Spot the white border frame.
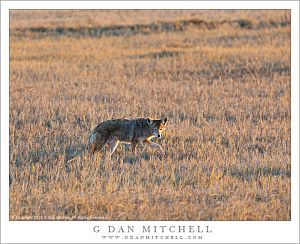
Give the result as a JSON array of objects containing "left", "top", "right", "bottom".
[{"left": 1, "top": 1, "right": 299, "bottom": 243}]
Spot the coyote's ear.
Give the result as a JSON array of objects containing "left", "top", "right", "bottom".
[
  {"left": 162, "top": 117, "right": 168, "bottom": 125},
  {"left": 147, "top": 118, "right": 153, "bottom": 125}
]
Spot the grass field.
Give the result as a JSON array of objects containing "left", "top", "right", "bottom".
[{"left": 9, "top": 10, "right": 291, "bottom": 220}]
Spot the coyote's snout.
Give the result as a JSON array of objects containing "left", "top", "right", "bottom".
[{"left": 87, "top": 117, "right": 168, "bottom": 157}]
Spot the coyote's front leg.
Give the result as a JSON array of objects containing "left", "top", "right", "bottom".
[
  {"left": 131, "top": 140, "right": 138, "bottom": 155},
  {"left": 142, "top": 139, "right": 164, "bottom": 154}
]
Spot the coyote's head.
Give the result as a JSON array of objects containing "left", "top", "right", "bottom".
[{"left": 147, "top": 117, "right": 168, "bottom": 139}]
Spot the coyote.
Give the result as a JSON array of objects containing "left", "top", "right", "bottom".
[{"left": 88, "top": 117, "right": 168, "bottom": 157}]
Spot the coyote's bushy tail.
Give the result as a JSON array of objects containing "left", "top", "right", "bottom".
[{"left": 87, "top": 129, "right": 111, "bottom": 155}]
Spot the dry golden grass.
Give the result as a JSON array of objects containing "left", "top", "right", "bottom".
[{"left": 9, "top": 10, "right": 290, "bottom": 220}]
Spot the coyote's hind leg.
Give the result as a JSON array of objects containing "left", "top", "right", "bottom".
[{"left": 109, "top": 140, "right": 119, "bottom": 158}]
